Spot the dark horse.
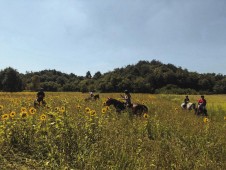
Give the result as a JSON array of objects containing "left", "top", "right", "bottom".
[
  {"left": 85, "top": 94, "right": 100, "bottom": 101},
  {"left": 195, "top": 104, "right": 208, "bottom": 116},
  {"left": 105, "top": 98, "right": 148, "bottom": 115},
  {"left": 34, "top": 98, "right": 46, "bottom": 108}
]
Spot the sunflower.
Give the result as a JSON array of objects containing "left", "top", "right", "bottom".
[
  {"left": 90, "top": 110, "right": 96, "bottom": 116},
  {"left": 29, "top": 107, "right": 36, "bottom": 114},
  {"left": 77, "top": 104, "right": 81, "bottom": 109},
  {"left": 143, "top": 113, "right": 148, "bottom": 119},
  {"left": 40, "top": 114, "right": 47, "bottom": 121},
  {"left": 55, "top": 107, "right": 59, "bottom": 112},
  {"left": 102, "top": 108, "right": 107, "bottom": 114},
  {"left": 203, "top": 117, "right": 209, "bottom": 123},
  {"left": 10, "top": 111, "right": 16, "bottom": 118},
  {"left": 21, "top": 107, "right": 27, "bottom": 113},
  {"left": 60, "top": 106, "right": 65, "bottom": 113},
  {"left": 2, "top": 114, "right": 9, "bottom": 121},
  {"left": 85, "top": 107, "right": 91, "bottom": 113},
  {"left": 0, "top": 105, "right": 3, "bottom": 111},
  {"left": 45, "top": 105, "right": 51, "bottom": 109},
  {"left": 20, "top": 112, "right": 28, "bottom": 118}
]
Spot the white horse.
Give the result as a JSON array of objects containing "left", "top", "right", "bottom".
[{"left": 181, "top": 102, "right": 196, "bottom": 110}]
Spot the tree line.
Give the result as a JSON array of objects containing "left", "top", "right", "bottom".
[{"left": 1, "top": 60, "right": 226, "bottom": 94}]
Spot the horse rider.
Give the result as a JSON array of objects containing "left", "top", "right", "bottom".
[
  {"left": 90, "top": 91, "right": 94, "bottom": 98},
  {"left": 183, "top": 95, "right": 190, "bottom": 108},
  {"left": 198, "top": 95, "right": 207, "bottom": 111},
  {"left": 121, "top": 90, "right": 132, "bottom": 107},
  {"left": 36, "top": 88, "right": 45, "bottom": 105}
]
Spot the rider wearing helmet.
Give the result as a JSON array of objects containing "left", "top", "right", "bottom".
[
  {"left": 183, "top": 95, "right": 190, "bottom": 108},
  {"left": 90, "top": 91, "right": 94, "bottom": 98},
  {"left": 37, "top": 88, "right": 45, "bottom": 104},
  {"left": 121, "top": 90, "right": 132, "bottom": 107}
]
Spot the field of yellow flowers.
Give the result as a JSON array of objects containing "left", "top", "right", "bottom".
[{"left": 0, "top": 92, "right": 226, "bottom": 169}]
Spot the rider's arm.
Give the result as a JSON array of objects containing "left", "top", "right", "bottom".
[{"left": 120, "top": 94, "right": 125, "bottom": 99}]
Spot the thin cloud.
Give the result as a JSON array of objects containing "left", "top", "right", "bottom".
[{"left": 0, "top": 0, "right": 226, "bottom": 75}]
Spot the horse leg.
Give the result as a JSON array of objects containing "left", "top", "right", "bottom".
[
  {"left": 194, "top": 108, "right": 198, "bottom": 115},
  {"left": 42, "top": 100, "right": 46, "bottom": 106},
  {"left": 143, "top": 106, "right": 148, "bottom": 114},
  {"left": 204, "top": 109, "right": 208, "bottom": 116},
  {"left": 34, "top": 100, "right": 39, "bottom": 108}
]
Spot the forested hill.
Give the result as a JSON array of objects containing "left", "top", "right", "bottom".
[{"left": 1, "top": 60, "right": 226, "bottom": 94}]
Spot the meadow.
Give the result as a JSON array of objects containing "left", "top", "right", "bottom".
[{"left": 0, "top": 92, "right": 226, "bottom": 170}]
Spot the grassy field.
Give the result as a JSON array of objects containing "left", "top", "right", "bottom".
[{"left": 0, "top": 92, "right": 226, "bottom": 169}]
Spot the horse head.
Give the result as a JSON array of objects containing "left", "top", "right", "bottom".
[
  {"left": 105, "top": 98, "right": 114, "bottom": 106},
  {"left": 105, "top": 98, "right": 126, "bottom": 111}
]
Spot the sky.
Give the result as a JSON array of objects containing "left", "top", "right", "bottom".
[{"left": 0, "top": 0, "right": 226, "bottom": 76}]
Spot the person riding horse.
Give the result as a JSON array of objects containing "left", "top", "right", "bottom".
[
  {"left": 90, "top": 91, "right": 94, "bottom": 98},
  {"left": 105, "top": 98, "right": 148, "bottom": 115},
  {"left": 36, "top": 88, "right": 46, "bottom": 106},
  {"left": 183, "top": 95, "right": 190, "bottom": 109},
  {"left": 197, "top": 95, "right": 207, "bottom": 115},
  {"left": 121, "top": 90, "right": 132, "bottom": 108},
  {"left": 85, "top": 92, "right": 100, "bottom": 101}
]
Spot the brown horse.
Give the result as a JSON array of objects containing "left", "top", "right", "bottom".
[
  {"left": 34, "top": 98, "right": 46, "bottom": 108},
  {"left": 105, "top": 98, "right": 148, "bottom": 115},
  {"left": 195, "top": 104, "right": 208, "bottom": 116},
  {"left": 85, "top": 94, "right": 100, "bottom": 101}
]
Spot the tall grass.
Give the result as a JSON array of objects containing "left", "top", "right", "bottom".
[{"left": 0, "top": 92, "right": 226, "bottom": 169}]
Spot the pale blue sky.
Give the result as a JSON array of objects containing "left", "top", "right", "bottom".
[{"left": 0, "top": 0, "right": 226, "bottom": 76}]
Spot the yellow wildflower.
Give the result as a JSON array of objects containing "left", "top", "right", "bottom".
[
  {"left": 55, "top": 107, "right": 59, "bottom": 112},
  {"left": 10, "top": 111, "right": 16, "bottom": 118},
  {"left": 85, "top": 107, "right": 90, "bottom": 113},
  {"left": 102, "top": 108, "right": 107, "bottom": 114},
  {"left": 203, "top": 117, "right": 209, "bottom": 123},
  {"left": 40, "top": 114, "right": 47, "bottom": 121},
  {"left": 77, "top": 105, "right": 81, "bottom": 109},
  {"left": 143, "top": 113, "right": 148, "bottom": 119},
  {"left": 29, "top": 107, "right": 36, "bottom": 114},
  {"left": 20, "top": 112, "right": 28, "bottom": 118},
  {"left": 2, "top": 114, "right": 9, "bottom": 121},
  {"left": 21, "top": 107, "right": 27, "bottom": 113},
  {"left": 60, "top": 106, "right": 65, "bottom": 113},
  {"left": 90, "top": 110, "right": 96, "bottom": 116}
]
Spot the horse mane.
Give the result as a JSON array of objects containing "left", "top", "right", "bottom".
[
  {"left": 106, "top": 98, "right": 125, "bottom": 107},
  {"left": 109, "top": 98, "right": 124, "bottom": 104}
]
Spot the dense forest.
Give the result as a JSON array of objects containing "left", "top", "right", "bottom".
[{"left": 1, "top": 60, "right": 226, "bottom": 94}]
